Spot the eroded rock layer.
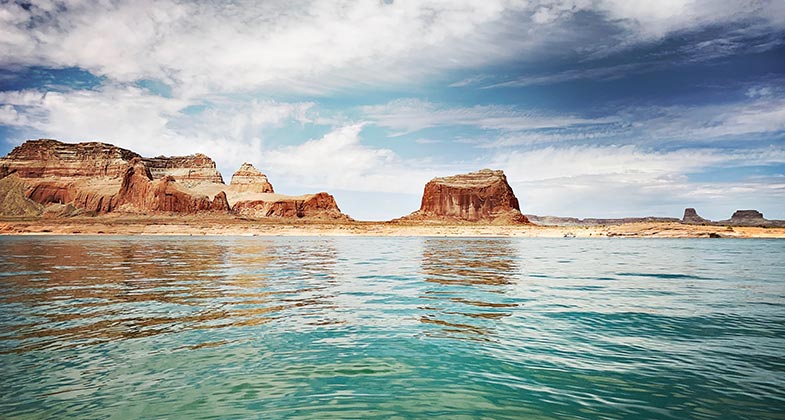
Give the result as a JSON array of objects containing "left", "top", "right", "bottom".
[
  {"left": 233, "top": 192, "right": 348, "bottom": 220},
  {"left": 0, "top": 139, "right": 350, "bottom": 219},
  {"left": 116, "top": 159, "right": 228, "bottom": 213},
  {"left": 0, "top": 139, "right": 140, "bottom": 179},
  {"left": 401, "top": 169, "right": 528, "bottom": 223},
  {"left": 230, "top": 163, "right": 274, "bottom": 193},
  {"left": 143, "top": 154, "right": 224, "bottom": 186}
]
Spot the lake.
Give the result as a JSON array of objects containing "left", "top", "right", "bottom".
[{"left": 1, "top": 236, "right": 784, "bottom": 419}]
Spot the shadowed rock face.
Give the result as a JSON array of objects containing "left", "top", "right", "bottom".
[
  {"left": 730, "top": 210, "right": 764, "bottom": 221},
  {"left": 402, "top": 169, "right": 528, "bottom": 223},
  {"left": 143, "top": 154, "right": 224, "bottom": 186},
  {"left": 232, "top": 192, "right": 348, "bottom": 219},
  {"left": 230, "top": 163, "right": 274, "bottom": 193},
  {"left": 0, "top": 139, "right": 140, "bottom": 179},
  {"left": 717, "top": 209, "right": 768, "bottom": 227},
  {"left": 116, "top": 159, "right": 228, "bottom": 213},
  {"left": 682, "top": 208, "right": 710, "bottom": 224}
]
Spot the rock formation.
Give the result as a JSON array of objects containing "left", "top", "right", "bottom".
[
  {"left": 729, "top": 210, "right": 765, "bottom": 223},
  {"left": 0, "top": 138, "right": 350, "bottom": 220},
  {"left": 116, "top": 158, "right": 228, "bottom": 213},
  {"left": 0, "top": 139, "right": 140, "bottom": 179},
  {"left": 717, "top": 210, "right": 772, "bottom": 227},
  {"left": 400, "top": 169, "right": 528, "bottom": 223},
  {"left": 143, "top": 153, "right": 224, "bottom": 186},
  {"left": 230, "top": 163, "right": 274, "bottom": 193},
  {"left": 233, "top": 192, "right": 348, "bottom": 220},
  {"left": 681, "top": 208, "right": 710, "bottom": 224}
]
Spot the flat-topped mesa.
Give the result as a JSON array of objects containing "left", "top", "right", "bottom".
[
  {"left": 719, "top": 209, "right": 767, "bottom": 227},
  {"left": 0, "top": 139, "right": 141, "bottom": 179},
  {"left": 712, "top": 209, "right": 785, "bottom": 227},
  {"left": 143, "top": 153, "right": 224, "bottom": 186},
  {"left": 401, "top": 169, "right": 528, "bottom": 224},
  {"left": 230, "top": 163, "right": 274, "bottom": 193},
  {"left": 682, "top": 208, "right": 710, "bottom": 224}
]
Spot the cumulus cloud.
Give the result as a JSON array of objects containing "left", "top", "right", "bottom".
[
  {"left": 2, "top": 0, "right": 783, "bottom": 95},
  {"left": 0, "top": 0, "right": 527, "bottom": 95},
  {"left": 0, "top": 85, "right": 322, "bottom": 176},
  {"left": 1, "top": 1, "right": 783, "bottom": 220},
  {"left": 263, "top": 124, "right": 453, "bottom": 194}
]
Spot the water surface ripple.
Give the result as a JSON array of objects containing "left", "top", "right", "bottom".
[{"left": 0, "top": 236, "right": 783, "bottom": 419}]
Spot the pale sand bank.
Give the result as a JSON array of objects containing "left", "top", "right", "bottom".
[{"left": 1, "top": 215, "right": 784, "bottom": 238}]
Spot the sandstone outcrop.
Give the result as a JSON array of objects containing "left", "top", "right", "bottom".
[
  {"left": 143, "top": 153, "right": 224, "bottom": 186},
  {"left": 400, "top": 169, "right": 528, "bottom": 223},
  {"left": 232, "top": 192, "right": 349, "bottom": 220},
  {"left": 229, "top": 163, "right": 274, "bottom": 193},
  {"left": 0, "top": 139, "right": 140, "bottom": 179},
  {"left": 0, "top": 139, "right": 236, "bottom": 216},
  {"left": 116, "top": 158, "right": 228, "bottom": 213},
  {"left": 681, "top": 208, "right": 710, "bottom": 224}
]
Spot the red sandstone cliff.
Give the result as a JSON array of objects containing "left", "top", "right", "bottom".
[
  {"left": 0, "top": 139, "right": 348, "bottom": 220},
  {"left": 399, "top": 169, "right": 528, "bottom": 224},
  {"left": 232, "top": 192, "right": 348, "bottom": 220},
  {"left": 116, "top": 158, "right": 229, "bottom": 213}
]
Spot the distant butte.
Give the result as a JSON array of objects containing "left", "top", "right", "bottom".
[
  {"left": 397, "top": 169, "right": 529, "bottom": 224},
  {"left": 681, "top": 208, "right": 710, "bottom": 224},
  {"left": 229, "top": 163, "right": 274, "bottom": 193}
]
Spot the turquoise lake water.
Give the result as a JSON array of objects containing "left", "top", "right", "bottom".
[{"left": 0, "top": 236, "right": 784, "bottom": 419}]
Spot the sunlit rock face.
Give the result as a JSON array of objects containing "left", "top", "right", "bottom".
[
  {"left": 232, "top": 192, "right": 349, "bottom": 220},
  {"left": 400, "top": 169, "right": 528, "bottom": 224},
  {"left": 143, "top": 153, "right": 225, "bottom": 187},
  {"left": 229, "top": 163, "right": 274, "bottom": 193},
  {"left": 0, "top": 139, "right": 140, "bottom": 179}
]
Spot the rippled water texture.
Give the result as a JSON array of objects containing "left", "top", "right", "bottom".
[{"left": 1, "top": 236, "right": 784, "bottom": 419}]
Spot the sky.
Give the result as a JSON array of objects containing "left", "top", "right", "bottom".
[{"left": 1, "top": 0, "right": 784, "bottom": 221}]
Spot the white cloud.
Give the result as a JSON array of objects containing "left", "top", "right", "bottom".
[
  {"left": 263, "top": 123, "right": 453, "bottom": 194},
  {"left": 2, "top": 0, "right": 782, "bottom": 96},
  {"left": 0, "top": 85, "right": 322, "bottom": 176},
  {"left": 0, "top": 0, "right": 528, "bottom": 95},
  {"left": 362, "top": 98, "right": 612, "bottom": 135}
]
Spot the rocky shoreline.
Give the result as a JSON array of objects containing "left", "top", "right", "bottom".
[{"left": 2, "top": 215, "right": 784, "bottom": 238}]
